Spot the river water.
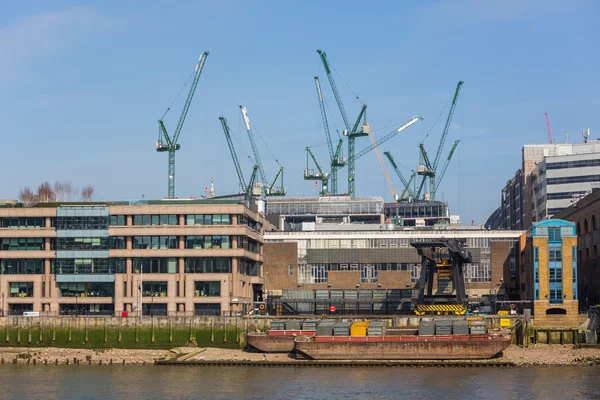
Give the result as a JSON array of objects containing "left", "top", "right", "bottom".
[{"left": 1, "top": 365, "right": 598, "bottom": 399}]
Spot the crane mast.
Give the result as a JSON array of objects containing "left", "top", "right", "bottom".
[
  {"left": 219, "top": 116, "right": 248, "bottom": 194},
  {"left": 239, "top": 105, "right": 267, "bottom": 187},
  {"left": 156, "top": 51, "right": 209, "bottom": 199}
]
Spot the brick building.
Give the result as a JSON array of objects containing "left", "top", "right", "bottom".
[
  {"left": 263, "top": 225, "right": 522, "bottom": 313},
  {"left": 519, "top": 220, "right": 578, "bottom": 327}
]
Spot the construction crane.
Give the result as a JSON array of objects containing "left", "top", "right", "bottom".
[
  {"left": 219, "top": 116, "right": 260, "bottom": 195},
  {"left": 416, "top": 81, "right": 463, "bottom": 201},
  {"left": 435, "top": 140, "right": 460, "bottom": 193},
  {"left": 545, "top": 112, "right": 554, "bottom": 144},
  {"left": 304, "top": 147, "right": 329, "bottom": 195},
  {"left": 238, "top": 104, "right": 286, "bottom": 197},
  {"left": 314, "top": 76, "right": 345, "bottom": 195},
  {"left": 317, "top": 50, "right": 371, "bottom": 197},
  {"left": 156, "top": 52, "right": 209, "bottom": 199},
  {"left": 384, "top": 151, "right": 415, "bottom": 201}
]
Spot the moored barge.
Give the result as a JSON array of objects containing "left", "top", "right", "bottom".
[
  {"left": 294, "top": 330, "right": 512, "bottom": 360},
  {"left": 247, "top": 330, "right": 317, "bottom": 353}
]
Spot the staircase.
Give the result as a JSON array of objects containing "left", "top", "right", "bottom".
[{"left": 584, "top": 306, "right": 599, "bottom": 344}]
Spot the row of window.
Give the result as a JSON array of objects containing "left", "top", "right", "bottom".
[
  {"left": 4, "top": 280, "right": 223, "bottom": 299},
  {"left": 1, "top": 238, "right": 45, "bottom": 251},
  {"left": 547, "top": 174, "right": 600, "bottom": 185},
  {"left": 186, "top": 214, "right": 231, "bottom": 226},
  {"left": 54, "top": 216, "right": 109, "bottom": 230},
  {"left": 133, "top": 236, "right": 178, "bottom": 250},
  {"left": 0, "top": 257, "right": 255, "bottom": 275},
  {"left": 547, "top": 191, "right": 589, "bottom": 200},
  {"left": 2, "top": 236, "right": 251, "bottom": 251},
  {"left": 52, "top": 258, "right": 126, "bottom": 274},
  {"left": 56, "top": 237, "right": 126, "bottom": 251},
  {"left": 1, "top": 217, "right": 45, "bottom": 229},
  {"left": 185, "top": 236, "right": 230, "bottom": 249},
  {"left": 546, "top": 158, "right": 600, "bottom": 170}
]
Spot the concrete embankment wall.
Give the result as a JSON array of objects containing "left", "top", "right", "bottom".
[{"left": 0, "top": 316, "right": 272, "bottom": 349}]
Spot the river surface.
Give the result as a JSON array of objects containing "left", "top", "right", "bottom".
[{"left": 1, "top": 365, "right": 598, "bottom": 399}]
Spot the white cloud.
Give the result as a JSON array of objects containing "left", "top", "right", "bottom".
[{"left": 0, "top": 7, "right": 119, "bottom": 85}]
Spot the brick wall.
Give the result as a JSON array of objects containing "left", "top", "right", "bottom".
[{"left": 263, "top": 242, "right": 298, "bottom": 291}]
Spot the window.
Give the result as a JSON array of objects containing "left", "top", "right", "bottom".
[
  {"left": 240, "top": 260, "right": 258, "bottom": 276},
  {"left": 133, "top": 215, "right": 177, "bottom": 226},
  {"left": 56, "top": 237, "right": 126, "bottom": 251},
  {"left": 194, "top": 303, "right": 221, "bottom": 316},
  {"left": 133, "top": 236, "right": 177, "bottom": 249},
  {"left": 185, "top": 258, "right": 231, "bottom": 273},
  {"left": 549, "top": 247, "right": 562, "bottom": 262},
  {"left": 1, "top": 259, "right": 43, "bottom": 274},
  {"left": 10, "top": 282, "right": 33, "bottom": 297},
  {"left": 52, "top": 258, "right": 125, "bottom": 274},
  {"left": 1, "top": 238, "right": 44, "bottom": 251},
  {"left": 109, "top": 215, "right": 125, "bottom": 226},
  {"left": 534, "top": 247, "right": 539, "bottom": 263},
  {"left": 1, "top": 217, "right": 45, "bottom": 228},
  {"left": 194, "top": 281, "right": 221, "bottom": 297},
  {"left": 59, "top": 304, "right": 114, "bottom": 316},
  {"left": 185, "top": 236, "right": 230, "bottom": 249},
  {"left": 288, "top": 264, "right": 294, "bottom": 276},
  {"left": 133, "top": 258, "right": 177, "bottom": 274},
  {"left": 548, "top": 227, "right": 562, "bottom": 242},
  {"left": 54, "top": 216, "right": 109, "bottom": 230},
  {"left": 186, "top": 214, "right": 231, "bottom": 225},
  {"left": 59, "top": 283, "right": 114, "bottom": 297},
  {"left": 142, "top": 282, "right": 168, "bottom": 297},
  {"left": 464, "top": 261, "right": 492, "bottom": 283},
  {"left": 549, "top": 288, "right": 563, "bottom": 304}
]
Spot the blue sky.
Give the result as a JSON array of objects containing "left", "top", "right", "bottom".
[{"left": 1, "top": 0, "right": 599, "bottom": 224}]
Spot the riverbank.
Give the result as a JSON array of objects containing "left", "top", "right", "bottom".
[{"left": 0, "top": 345, "right": 597, "bottom": 366}]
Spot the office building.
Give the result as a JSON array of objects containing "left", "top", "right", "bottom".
[
  {"left": 554, "top": 189, "right": 600, "bottom": 310},
  {"left": 0, "top": 198, "right": 269, "bottom": 317}
]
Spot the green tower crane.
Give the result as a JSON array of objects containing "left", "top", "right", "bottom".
[
  {"left": 156, "top": 51, "right": 209, "bottom": 199},
  {"left": 314, "top": 76, "right": 345, "bottom": 195},
  {"left": 304, "top": 147, "right": 329, "bottom": 195},
  {"left": 317, "top": 49, "right": 370, "bottom": 197},
  {"left": 415, "top": 81, "right": 463, "bottom": 201}
]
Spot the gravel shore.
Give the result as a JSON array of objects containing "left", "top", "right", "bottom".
[{"left": 0, "top": 345, "right": 597, "bottom": 366}]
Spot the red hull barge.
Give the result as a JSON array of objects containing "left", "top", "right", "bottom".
[
  {"left": 294, "top": 331, "right": 511, "bottom": 360},
  {"left": 247, "top": 330, "right": 317, "bottom": 353}
]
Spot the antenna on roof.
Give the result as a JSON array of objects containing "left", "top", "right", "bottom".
[{"left": 583, "top": 128, "right": 590, "bottom": 143}]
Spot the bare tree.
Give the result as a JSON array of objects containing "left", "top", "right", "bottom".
[
  {"left": 64, "top": 182, "right": 73, "bottom": 202},
  {"left": 81, "top": 185, "right": 95, "bottom": 202},
  {"left": 53, "top": 181, "right": 65, "bottom": 202},
  {"left": 18, "top": 187, "right": 39, "bottom": 207},
  {"left": 37, "top": 181, "right": 55, "bottom": 202}
]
